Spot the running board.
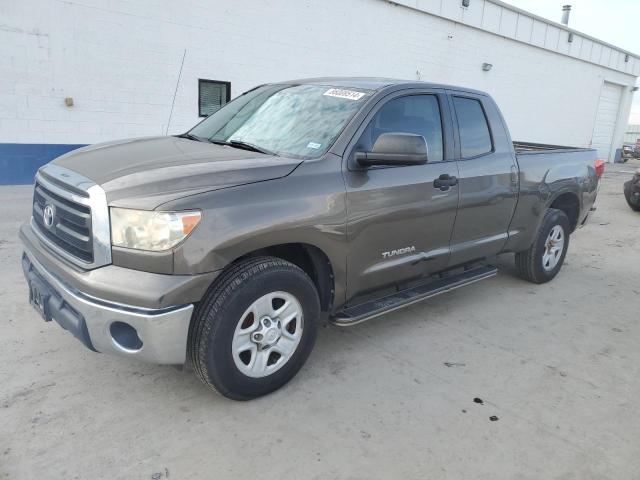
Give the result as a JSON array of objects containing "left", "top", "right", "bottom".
[{"left": 331, "top": 265, "right": 497, "bottom": 326}]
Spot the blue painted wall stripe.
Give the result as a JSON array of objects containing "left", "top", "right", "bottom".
[{"left": 0, "top": 143, "right": 87, "bottom": 185}]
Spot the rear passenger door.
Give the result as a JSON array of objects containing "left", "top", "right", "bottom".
[{"left": 447, "top": 93, "right": 518, "bottom": 267}]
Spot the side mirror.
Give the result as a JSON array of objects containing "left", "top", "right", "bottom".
[{"left": 356, "top": 133, "right": 428, "bottom": 167}]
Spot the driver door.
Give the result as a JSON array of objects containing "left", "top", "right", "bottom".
[{"left": 343, "top": 91, "right": 459, "bottom": 302}]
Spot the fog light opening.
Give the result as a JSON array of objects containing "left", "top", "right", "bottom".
[{"left": 110, "top": 321, "right": 143, "bottom": 352}]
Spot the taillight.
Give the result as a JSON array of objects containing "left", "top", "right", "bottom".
[{"left": 594, "top": 159, "right": 605, "bottom": 179}]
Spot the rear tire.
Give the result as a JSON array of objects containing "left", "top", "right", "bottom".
[
  {"left": 188, "top": 256, "right": 320, "bottom": 400},
  {"left": 515, "top": 208, "right": 570, "bottom": 284}
]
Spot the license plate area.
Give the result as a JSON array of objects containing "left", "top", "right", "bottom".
[
  {"left": 22, "top": 253, "right": 97, "bottom": 351},
  {"left": 28, "top": 278, "right": 52, "bottom": 322}
]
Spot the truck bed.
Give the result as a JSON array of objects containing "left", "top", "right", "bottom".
[
  {"left": 513, "top": 141, "right": 592, "bottom": 155},
  {"left": 505, "top": 140, "right": 598, "bottom": 254}
]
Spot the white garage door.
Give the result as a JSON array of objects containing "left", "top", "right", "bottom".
[{"left": 591, "top": 81, "right": 623, "bottom": 162}]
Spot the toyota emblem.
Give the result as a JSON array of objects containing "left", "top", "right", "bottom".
[{"left": 43, "top": 204, "right": 56, "bottom": 229}]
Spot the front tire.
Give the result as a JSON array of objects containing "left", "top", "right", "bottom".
[
  {"left": 188, "top": 256, "right": 320, "bottom": 400},
  {"left": 515, "top": 208, "right": 570, "bottom": 284}
]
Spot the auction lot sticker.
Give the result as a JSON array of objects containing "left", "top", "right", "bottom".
[{"left": 323, "top": 88, "right": 366, "bottom": 100}]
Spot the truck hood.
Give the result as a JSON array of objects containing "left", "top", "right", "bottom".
[{"left": 51, "top": 136, "right": 302, "bottom": 208}]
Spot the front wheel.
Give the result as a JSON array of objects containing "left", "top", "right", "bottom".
[
  {"left": 188, "top": 256, "right": 320, "bottom": 400},
  {"left": 515, "top": 208, "right": 570, "bottom": 284}
]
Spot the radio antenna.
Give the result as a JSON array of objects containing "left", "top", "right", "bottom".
[{"left": 165, "top": 49, "right": 187, "bottom": 135}]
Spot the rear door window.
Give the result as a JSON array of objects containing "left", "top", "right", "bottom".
[{"left": 453, "top": 97, "right": 493, "bottom": 158}]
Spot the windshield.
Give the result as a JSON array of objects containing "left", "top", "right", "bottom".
[{"left": 188, "top": 84, "right": 372, "bottom": 158}]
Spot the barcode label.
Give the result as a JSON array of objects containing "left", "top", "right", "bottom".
[{"left": 323, "top": 88, "right": 366, "bottom": 101}]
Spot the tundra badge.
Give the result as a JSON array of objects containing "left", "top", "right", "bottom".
[{"left": 382, "top": 246, "right": 416, "bottom": 259}]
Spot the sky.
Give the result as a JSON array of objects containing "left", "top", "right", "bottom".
[{"left": 503, "top": 0, "right": 640, "bottom": 124}]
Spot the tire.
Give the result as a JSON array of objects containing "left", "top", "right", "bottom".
[
  {"left": 627, "top": 199, "right": 640, "bottom": 212},
  {"left": 624, "top": 181, "right": 640, "bottom": 212},
  {"left": 515, "top": 208, "right": 570, "bottom": 284},
  {"left": 188, "top": 256, "right": 320, "bottom": 400}
]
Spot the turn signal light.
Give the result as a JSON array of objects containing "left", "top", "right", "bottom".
[
  {"left": 181, "top": 214, "right": 201, "bottom": 235},
  {"left": 594, "top": 159, "right": 605, "bottom": 179}
]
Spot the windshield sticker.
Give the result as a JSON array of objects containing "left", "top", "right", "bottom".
[
  {"left": 323, "top": 88, "right": 366, "bottom": 101},
  {"left": 307, "top": 142, "right": 322, "bottom": 149}
]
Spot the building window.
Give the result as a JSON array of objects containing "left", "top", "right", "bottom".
[{"left": 198, "top": 79, "right": 231, "bottom": 117}]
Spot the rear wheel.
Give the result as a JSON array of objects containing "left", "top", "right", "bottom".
[
  {"left": 515, "top": 208, "right": 570, "bottom": 284},
  {"left": 188, "top": 256, "right": 320, "bottom": 400}
]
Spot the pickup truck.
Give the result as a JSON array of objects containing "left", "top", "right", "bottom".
[{"left": 20, "top": 78, "right": 604, "bottom": 400}]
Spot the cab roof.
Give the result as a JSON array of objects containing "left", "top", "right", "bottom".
[{"left": 278, "top": 76, "right": 487, "bottom": 96}]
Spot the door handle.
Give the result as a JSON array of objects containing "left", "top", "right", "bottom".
[
  {"left": 510, "top": 165, "right": 518, "bottom": 185},
  {"left": 433, "top": 174, "right": 458, "bottom": 191}
]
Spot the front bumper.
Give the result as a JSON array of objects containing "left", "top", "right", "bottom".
[
  {"left": 19, "top": 220, "right": 220, "bottom": 364},
  {"left": 22, "top": 251, "right": 194, "bottom": 364}
]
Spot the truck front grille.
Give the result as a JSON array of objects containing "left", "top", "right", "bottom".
[{"left": 32, "top": 181, "right": 94, "bottom": 263}]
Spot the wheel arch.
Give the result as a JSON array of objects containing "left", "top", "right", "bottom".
[
  {"left": 234, "top": 243, "right": 335, "bottom": 312},
  {"left": 548, "top": 191, "right": 581, "bottom": 232}
]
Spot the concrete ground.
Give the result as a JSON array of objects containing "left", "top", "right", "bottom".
[{"left": 1, "top": 161, "right": 639, "bottom": 480}]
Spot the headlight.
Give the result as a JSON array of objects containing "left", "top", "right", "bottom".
[{"left": 110, "top": 208, "right": 201, "bottom": 251}]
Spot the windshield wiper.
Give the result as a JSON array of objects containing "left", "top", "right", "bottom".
[
  {"left": 184, "top": 135, "right": 277, "bottom": 156},
  {"left": 230, "top": 140, "right": 276, "bottom": 156},
  {"left": 176, "top": 133, "right": 211, "bottom": 143},
  {"left": 209, "top": 139, "right": 277, "bottom": 156}
]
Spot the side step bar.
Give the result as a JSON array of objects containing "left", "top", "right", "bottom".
[{"left": 331, "top": 265, "right": 497, "bottom": 327}]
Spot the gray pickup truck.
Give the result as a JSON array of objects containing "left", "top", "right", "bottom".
[{"left": 20, "top": 78, "right": 603, "bottom": 399}]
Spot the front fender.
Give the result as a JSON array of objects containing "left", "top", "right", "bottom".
[{"left": 162, "top": 155, "right": 348, "bottom": 301}]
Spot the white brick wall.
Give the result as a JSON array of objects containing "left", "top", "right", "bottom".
[{"left": 0, "top": 0, "right": 637, "bottom": 150}]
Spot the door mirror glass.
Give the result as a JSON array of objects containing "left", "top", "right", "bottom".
[{"left": 356, "top": 133, "right": 429, "bottom": 167}]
